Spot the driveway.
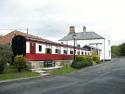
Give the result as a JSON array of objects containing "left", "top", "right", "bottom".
[{"left": 0, "top": 58, "right": 125, "bottom": 94}]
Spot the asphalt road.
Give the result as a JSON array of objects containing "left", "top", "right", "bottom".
[{"left": 0, "top": 58, "right": 125, "bottom": 94}]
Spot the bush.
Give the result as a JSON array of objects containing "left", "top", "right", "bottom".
[
  {"left": 0, "top": 44, "right": 13, "bottom": 73},
  {"left": 0, "top": 59, "right": 6, "bottom": 74},
  {"left": 85, "top": 56, "right": 93, "bottom": 65},
  {"left": 92, "top": 50, "right": 100, "bottom": 64},
  {"left": 92, "top": 55, "right": 100, "bottom": 64},
  {"left": 75, "top": 56, "right": 84, "bottom": 61},
  {"left": 71, "top": 56, "right": 93, "bottom": 69},
  {"left": 14, "top": 55, "right": 26, "bottom": 72},
  {"left": 71, "top": 61, "right": 81, "bottom": 69},
  {"left": 75, "top": 56, "right": 92, "bottom": 62}
]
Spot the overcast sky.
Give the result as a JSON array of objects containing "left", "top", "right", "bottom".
[{"left": 0, "top": 0, "right": 125, "bottom": 45}]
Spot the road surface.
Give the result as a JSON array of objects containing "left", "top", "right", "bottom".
[{"left": 0, "top": 58, "right": 125, "bottom": 94}]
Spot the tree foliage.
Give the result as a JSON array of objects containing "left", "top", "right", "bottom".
[
  {"left": 111, "top": 43, "right": 125, "bottom": 57},
  {"left": 0, "top": 44, "right": 13, "bottom": 73},
  {"left": 71, "top": 56, "right": 93, "bottom": 69},
  {"left": 119, "top": 43, "right": 125, "bottom": 56},
  {"left": 111, "top": 46, "right": 121, "bottom": 57},
  {"left": 92, "top": 50, "right": 100, "bottom": 64},
  {"left": 14, "top": 55, "right": 26, "bottom": 72}
]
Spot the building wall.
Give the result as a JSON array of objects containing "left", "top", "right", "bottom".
[
  {"left": 27, "top": 60, "right": 73, "bottom": 70},
  {"left": 26, "top": 41, "right": 30, "bottom": 53},
  {"left": 60, "top": 37, "right": 111, "bottom": 60},
  {"left": 104, "top": 37, "right": 111, "bottom": 60},
  {"left": 36, "top": 43, "right": 46, "bottom": 54}
]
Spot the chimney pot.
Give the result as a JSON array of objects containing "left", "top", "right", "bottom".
[
  {"left": 69, "top": 26, "right": 75, "bottom": 32},
  {"left": 83, "top": 26, "right": 86, "bottom": 32}
]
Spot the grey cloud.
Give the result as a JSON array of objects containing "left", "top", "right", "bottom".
[{"left": 0, "top": 0, "right": 65, "bottom": 33}]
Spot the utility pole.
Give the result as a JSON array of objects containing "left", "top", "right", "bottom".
[
  {"left": 72, "top": 33, "right": 76, "bottom": 62},
  {"left": 26, "top": 28, "right": 29, "bottom": 35}
]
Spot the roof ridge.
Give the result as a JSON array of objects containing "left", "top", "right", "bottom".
[{"left": 59, "top": 31, "right": 104, "bottom": 41}]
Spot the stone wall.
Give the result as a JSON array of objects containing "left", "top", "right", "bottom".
[{"left": 27, "top": 60, "right": 73, "bottom": 70}]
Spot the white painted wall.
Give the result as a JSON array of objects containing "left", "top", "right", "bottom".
[
  {"left": 27, "top": 41, "right": 92, "bottom": 57},
  {"left": 52, "top": 45, "right": 61, "bottom": 54},
  {"left": 26, "top": 41, "right": 30, "bottom": 53},
  {"left": 35, "top": 43, "right": 46, "bottom": 54},
  {"left": 59, "top": 37, "right": 111, "bottom": 60}
]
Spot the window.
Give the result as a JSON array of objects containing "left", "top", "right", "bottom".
[
  {"left": 39, "top": 45, "right": 42, "bottom": 52},
  {"left": 46, "top": 48, "right": 52, "bottom": 54},
  {"left": 85, "top": 52, "right": 87, "bottom": 55},
  {"left": 70, "top": 50, "right": 73, "bottom": 54},
  {"left": 81, "top": 52, "right": 83, "bottom": 55},
  {"left": 55, "top": 49, "right": 61, "bottom": 54},
  {"left": 55, "top": 49, "right": 58, "bottom": 53},
  {"left": 63, "top": 50, "right": 68, "bottom": 54},
  {"left": 77, "top": 51, "right": 80, "bottom": 55}
]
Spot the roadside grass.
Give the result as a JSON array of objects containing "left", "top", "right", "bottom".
[
  {"left": 0, "top": 66, "right": 40, "bottom": 81},
  {"left": 49, "top": 66, "right": 78, "bottom": 75}
]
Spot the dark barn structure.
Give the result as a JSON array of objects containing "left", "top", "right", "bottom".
[{"left": 12, "top": 35, "right": 26, "bottom": 56}]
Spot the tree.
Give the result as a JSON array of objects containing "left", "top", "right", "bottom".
[
  {"left": 0, "top": 44, "right": 13, "bottom": 73},
  {"left": 119, "top": 43, "right": 125, "bottom": 56},
  {"left": 92, "top": 50, "right": 100, "bottom": 64},
  {"left": 111, "top": 43, "right": 125, "bottom": 57},
  {"left": 14, "top": 55, "right": 26, "bottom": 72},
  {"left": 111, "top": 45, "right": 121, "bottom": 57}
]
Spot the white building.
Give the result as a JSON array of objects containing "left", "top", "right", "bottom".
[{"left": 59, "top": 26, "right": 111, "bottom": 61}]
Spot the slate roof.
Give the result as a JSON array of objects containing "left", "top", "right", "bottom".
[{"left": 59, "top": 31, "right": 104, "bottom": 41}]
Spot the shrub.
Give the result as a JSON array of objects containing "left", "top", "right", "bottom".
[
  {"left": 71, "top": 56, "right": 93, "bottom": 69},
  {"left": 0, "top": 44, "right": 13, "bottom": 73},
  {"left": 0, "top": 60, "right": 6, "bottom": 74},
  {"left": 92, "top": 55, "right": 100, "bottom": 64},
  {"left": 85, "top": 56, "right": 93, "bottom": 65},
  {"left": 92, "top": 50, "right": 100, "bottom": 64},
  {"left": 75, "top": 56, "right": 92, "bottom": 62},
  {"left": 75, "top": 56, "right": 84, "bottom": 62},
  {"left": 14, "top": 55, "right": 26, "bottom": 72}
]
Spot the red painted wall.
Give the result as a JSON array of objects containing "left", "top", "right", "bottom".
[{"left": 26, "top": 53, "right": 74, "bottom": 61}]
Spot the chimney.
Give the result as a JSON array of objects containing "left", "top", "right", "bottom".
[
  {"left": 83, "top": 26, "right": 86, "bottom": 32},
  {"left": 69, "top": 26, "right": 75, "bottom": 32}
]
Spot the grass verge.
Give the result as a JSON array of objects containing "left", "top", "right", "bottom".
[
  {"left": 49, "top": 66, "right": 78, "bottom": 75},
  {"left": 0, "top": 66, "right": 40, "bottom": 81}
]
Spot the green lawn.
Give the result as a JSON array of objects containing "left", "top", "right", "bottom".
[
  {"left": 0, "top": 66, "right": 40, "bottom": 81},
  {"left": 49, "top": 66, "right": 78, "bottom": 75}
]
